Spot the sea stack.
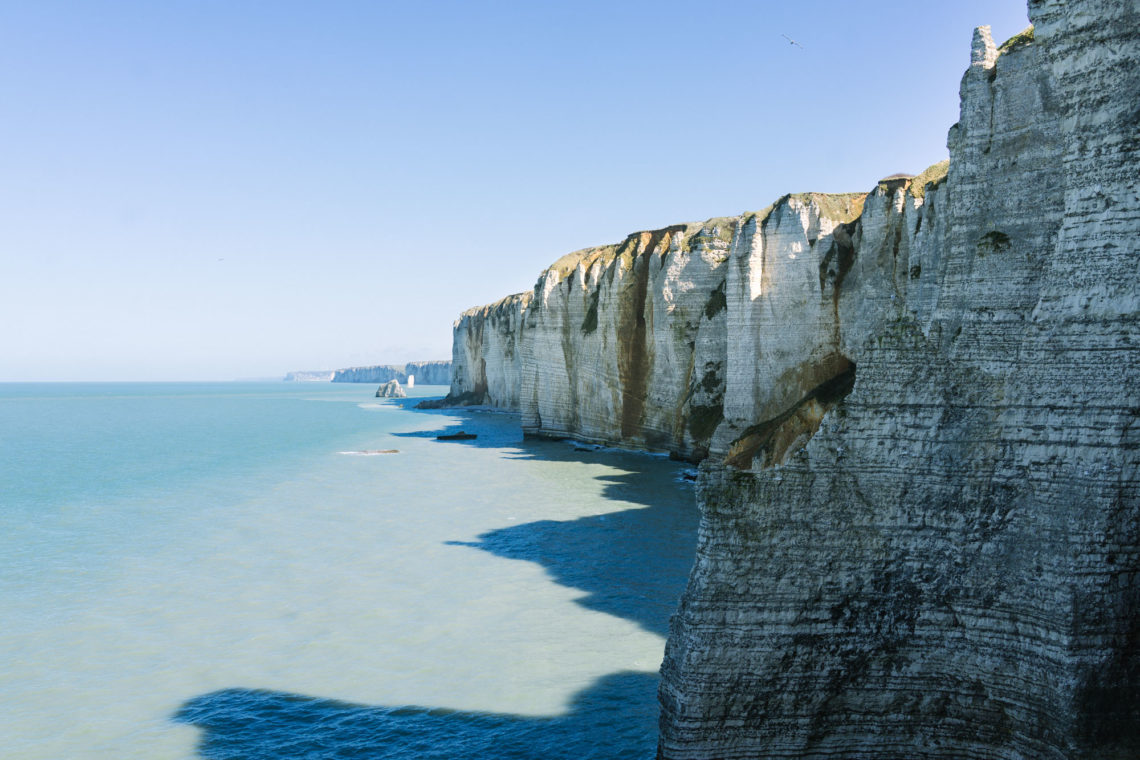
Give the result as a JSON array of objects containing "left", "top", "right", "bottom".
[{"left": 375, "top": 379, "right": 406, "bottom": 398}]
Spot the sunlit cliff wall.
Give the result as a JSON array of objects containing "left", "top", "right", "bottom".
[
  {"left": 435, "top": 4, "right": 1138, "bottom": 756},
  {"left": 660, "top": 6, "right": 1140, "bottom": 758}
]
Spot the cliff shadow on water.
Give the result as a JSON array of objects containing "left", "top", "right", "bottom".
[
  {"left": 175, "top": 671, "right": 659, "bottom": 760},
  {"left": 394, "top": 402, "right": 701, "bottom": 636},
  {"left": 175, "top": 400, "right": 698, "bottom": 759}
]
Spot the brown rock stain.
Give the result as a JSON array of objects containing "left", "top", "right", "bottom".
[{"left": 617, "top": 227, "right": 682, "bottom": 440}]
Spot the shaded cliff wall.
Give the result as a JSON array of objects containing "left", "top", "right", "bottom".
[
  {"left": 660, "top": 7, "right": 1139, "bottom": 760},
  {"left": 443, "top": 292, "right": 531, "bottom": 409},
  {"left": 714, "top": 193, "right": 865, "bottom": 463}
]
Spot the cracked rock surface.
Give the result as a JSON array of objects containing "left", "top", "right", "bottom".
[{"left": 439, "top": 2, "right": 1138, "bottom": 756}]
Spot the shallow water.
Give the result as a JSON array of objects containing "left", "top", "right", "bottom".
[{"left": 0, "top": 382, "right": 698, "bottom": 758}]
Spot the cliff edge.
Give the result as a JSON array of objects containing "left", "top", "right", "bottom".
[
  {"left": 436, "top": 1, "right": 1139, "bottom": 756},
  {"left": 659, "top": 4, "right": 1139, "bottom": 758}
]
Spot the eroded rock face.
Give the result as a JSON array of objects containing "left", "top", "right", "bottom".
[
  {"left": 445, "top": 198, "right": 867, "bottom": 461},
  {"left": 519, "top": 222, "right": 733, "bottom": 459},
  {"left": 441, "top": 292, "right": 531, "bottom": 408},
  {"left": 374, "top": 379, "right": 405, "bottom": 398},
  {"left": 714, "top": 193, "right": 865, "bottom": 460},
  {"left": 659, "top": 8, "right": 1140, "bottom": 759},
  {"left": 439, "top": 5, "right": 1137, "bottom": 755}
]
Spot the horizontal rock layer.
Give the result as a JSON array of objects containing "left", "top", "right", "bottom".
[
  {"left": 440, "top": 2, "right": 1138, "bottom": 757},
  {"left": 659, "top": 7, "right": 1139, "bottom": 759},
  {"left": 443, "top": 293, "right": 531, "bottom": 409},
  {"left": 441, "top": 195, "right": 868, "bottom": 461}
]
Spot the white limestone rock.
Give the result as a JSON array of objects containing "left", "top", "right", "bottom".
[
  {"left": 444, "top": 292, "right": 531, "bottom": 408},
  {"left": 374, "top": 379, "right": 406, "bottom": 398},
  {"left": 437, "top": 7, "right": 1139, "bottom": 756},
  {"left": 659, "top": 7, "right": 1140, "bottom": 758}
]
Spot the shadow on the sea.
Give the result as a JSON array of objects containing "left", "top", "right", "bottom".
[
  {"left": 388, "top": 400, "right": 528, "bottom": 452},
  {"left": 394, "top": 401, "right": 699, "bottom": 636},
  {"left": 446, "top": 484, "right": 696, "bottom": 636},
  {"left": 175, "top": 671, "right": 659, "bottom": 760},
  {"left": 175, "top": 397, "right": 697, "bottom": 759}
]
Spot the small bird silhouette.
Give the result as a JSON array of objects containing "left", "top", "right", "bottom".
[{"left": 781, "top": 33, "right": 803, "bottom": 50}]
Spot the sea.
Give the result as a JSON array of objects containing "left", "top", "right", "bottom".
[{"left": 0, "top": 382, "right": 699, "bottom": 759}]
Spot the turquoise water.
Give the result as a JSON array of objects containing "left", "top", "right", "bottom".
[{"left": 0, "top": 382, "right": 697, "bottom": 758}]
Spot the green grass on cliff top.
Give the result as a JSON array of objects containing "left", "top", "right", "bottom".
[
  {"left": 460, "top": 290, "right": 532, "bottom": 318},
  {"left": 908, "top": 159, "right": 950, "bottom": 200},
  {"left": 998, "top": 25, "right": 1034, "bottom": 54},
  {"left": 789, "top": 192, "right": 866, "bottom": 223},
  {"left": 544, "top": 193, "right": 868, "bottom": 281},
  {"left": 545, "top": 218, "right": 734, "bottom": 279}
]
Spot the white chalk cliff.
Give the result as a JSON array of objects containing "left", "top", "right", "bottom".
[{"left": 437, "top": 3, "right": 1139, "bottom": 756}]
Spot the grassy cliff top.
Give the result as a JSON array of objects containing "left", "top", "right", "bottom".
[
  {"left": 789, "top": 192, "right": 867, "bottom": 223},
  {"left": 459, "top": 290, "right": 532, "bottom": 319},
  {"left": 908, "top": 159, "right": 950, "bottom": 200},
  {"left": 544, "top": 217, "right": 736, "bottom": 280},
  {"left": 998, "top": 25, "right": 1034, "bottom": 54},
  {"left": 543, "top": 192, "right": 867, "bottom": 282}
]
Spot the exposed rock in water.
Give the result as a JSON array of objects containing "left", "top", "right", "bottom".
[
  {"left": 375, "top": 379, "right": 405, "bottom": 398},
  {"left": 436, "top": 2, "right": 1138, "bottom": 756}
]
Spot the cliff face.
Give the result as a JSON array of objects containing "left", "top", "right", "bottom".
[
  {"left": 520, "top": 222, "right": 730, "bottom": 458},
  {"left": 403, "top": 360, "right": 451, "bottom": 385},
  {"left": 445, "top": 197, "right": 866, "bottom": 460},
  {"left": 444, "top": 292, "right": 531, "bottom": 409},
  {"left": 440, "top": 3, "right": 1137, "bottom": 755},
  {"left": 660, "top": 6, "right": 1140, "bottom": 759}
]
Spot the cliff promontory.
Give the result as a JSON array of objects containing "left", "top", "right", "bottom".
[{"left": 438, "top": 1, "right": 1139, "bottom": 756}]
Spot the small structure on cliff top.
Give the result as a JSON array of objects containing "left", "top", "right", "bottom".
[
  {"left": 878, "top": 172, "right": 915, "bottom": 188},
  {"left": 375, "top": 379, "right": 406, "bottom": 398}
]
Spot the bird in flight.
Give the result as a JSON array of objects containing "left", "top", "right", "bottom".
[{"left": 781, "top": 33, "right": 803, "bottom": 50}]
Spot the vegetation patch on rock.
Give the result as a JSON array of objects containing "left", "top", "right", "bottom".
[
  {"left": 998, "top": 25, "right": 1034, "bottom": 55},
  {"left": 909, "top": 159, "right": 950, "bottom": 200}
]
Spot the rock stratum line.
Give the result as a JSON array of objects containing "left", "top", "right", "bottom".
[{"left": 433, "top": 2, "right": 1139, "bottom": 756}]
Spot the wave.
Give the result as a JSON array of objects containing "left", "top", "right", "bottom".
[{"left": 337, "top": 449, "right": 400, "bottom": 456}]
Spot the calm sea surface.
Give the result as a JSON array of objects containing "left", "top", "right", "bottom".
[{"left": 0, "top": 382, "right": 698, "bottom": 759}]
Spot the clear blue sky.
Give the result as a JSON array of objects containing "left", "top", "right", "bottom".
[{"left": 0, "top": 1, "right": 1030, "bottom": 381}]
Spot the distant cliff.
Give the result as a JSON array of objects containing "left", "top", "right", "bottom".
[
  {"left": 283, "top": 370, "right": 335, "bottom": 382},
  {"left": 329, "top": 361, "right": 451, "bottom": 385},
  {"left": 437, "top": 2, "right": 1139, "bottom": 756}
]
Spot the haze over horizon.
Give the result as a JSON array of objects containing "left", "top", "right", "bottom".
[{"left": 1, "top": 1, "right": 1030, "bottom": 381}]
